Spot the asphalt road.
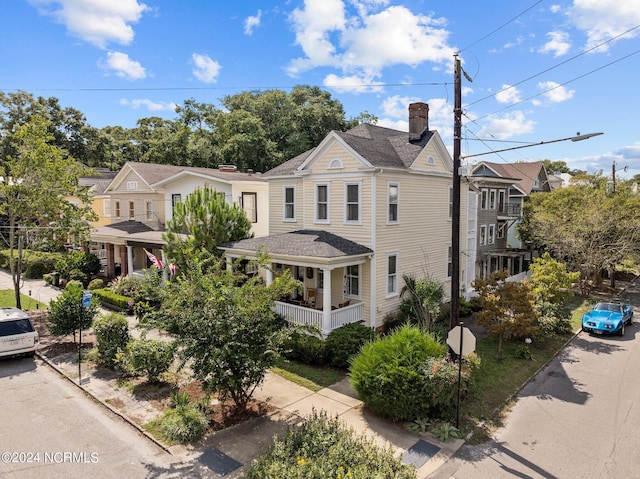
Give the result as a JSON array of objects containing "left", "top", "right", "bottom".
[
  {"left": 0, "top": 356, "right": 212, "bottom": 479},
  {"left": 430, "top": 290, "right": 640, "bottom": 478}
]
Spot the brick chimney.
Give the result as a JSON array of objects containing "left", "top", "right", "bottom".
[{"left": 408, "top": 102, "right": 429, "bottom": 140}]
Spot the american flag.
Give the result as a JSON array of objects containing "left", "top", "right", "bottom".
[{"left": 144, "top": 249, "right": 163, "bottom": 269}]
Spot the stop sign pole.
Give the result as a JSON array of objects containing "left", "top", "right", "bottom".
[{"left": 446, "top": 322, "right": 476, "bottom": 428}]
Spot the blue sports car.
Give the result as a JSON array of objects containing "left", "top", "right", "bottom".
[{"left": 582, "top": 302, "right": 633, "bottom": 336}]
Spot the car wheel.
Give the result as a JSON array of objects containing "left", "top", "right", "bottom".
[{"left": 619, "top": 323, "right": 625, "bottom": 337}]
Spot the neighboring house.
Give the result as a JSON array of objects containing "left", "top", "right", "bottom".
[
  {"left": 470, "top": 160, "right": 551, "bottom": 280},
  {"left": 220, "top": 102, "right": 470, "bottom": 335},
  {"left": 90, "top": 162, "right": 267, "bottom": 279}
]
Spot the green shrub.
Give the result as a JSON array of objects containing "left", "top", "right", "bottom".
[
  {"left": 68, "top": 268, "right": 89, "bottom": 287},
  {"left": 325, "top": 322, "right": 375, "bottom": 370},
  {"left": 47, "top": 280, "right": 99, "bottom": 337},
  {"left": 382, "top": 311, "right": 406, "bottom": 334},
  {"left": 92, "top": 313, "right": 131, "bottom": 368},
  {"left": 109, "top": 275, "right": 144, "bottom": 298},
  {"left": 0, "top": 249, "right": 61, "bottom": 279},
  {"left": 149, "top": 404, "right": 209, "bottom": 444},
  {"left": 56, "top": 251, "right": 101, "bottom": 282},
  {"left": 349, "top": 324, "right": 448, "bottom": 422},
  {"left": 88, "top": 278, "right": 105, "bottom": 290},
  {"left": 535, "top": 301, "right": 573, "bottom": 339},
  {"left": 43, "top": 273, "right": 52, "bottom": 284},
  {"left": 245, "top": 409, "right": 415, "bottom": 479},
  {"left": 91, "top": 288, "right": 133, "bottom": 309},
  {"left": 283, "top": 331, "right": 326, "bottom": 365},
  {"left": 125, "top": 338, "right": 174, "bottom": 382}
]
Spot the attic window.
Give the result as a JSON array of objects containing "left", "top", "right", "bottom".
[
  {"left": 328, "top": 159, "right": 343, "bottom": 169},
  {"left": 127, "top": 181, "right": 138, "bottom": 189},
  {"left": 426, "top": 156, "right": 435, "bottom": 166}
]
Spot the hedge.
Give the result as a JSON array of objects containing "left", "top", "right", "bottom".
[
  {"left": 0, "top": 249, "right": 62, "bottom": 279},
  {"left": 91, "top": 288, "right": 134, "bottom": 310}
]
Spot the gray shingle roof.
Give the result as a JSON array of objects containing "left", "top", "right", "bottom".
[
  {"left": 220, "top": 230, "right": 373, "bottom": 258},
  {"left": 125, "top": 162, "right": 265, "bottom": 186},
  {"left": 263, "top": 124, "right": 433, "bottom": 176},
  {"left": 106, "top": 220, "right": 155, "bottom": 234}
]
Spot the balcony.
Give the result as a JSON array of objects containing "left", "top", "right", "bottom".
[
  {"left": 274, "top": 300, "right": 363, "bottom": 333},
  {"left": 497, "top": 203, "right": 521, "bottom": 217}
]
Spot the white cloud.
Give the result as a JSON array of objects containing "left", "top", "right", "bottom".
[
  {"left": 377, "top": 96, "right": 452, "bottom": 138},
  {"left": 119, "top": 98, "right": 177, "bottom": 111},
  {"left": 244, "top": 10, "right": 262, "bottom": 36},
  {"left": 99, "top": 51, "right": 146, "bottom": 80},
  {"left": 538, "top": 31, "right": 571, "bottom": 56},
  {"left": 287, "top": 1, "right": 454, "bottom": 84},
  {"left": 568, "top": 0, "right": 640, "bottom": 52},
  {"left": 191, "top": 53, "right": 222, "bottom": 83},
  {"left": 495, "top": 85, "right": 522, "bottom": 104},
  {"left": 478, "top": 111, "right": 535, "bottom": 140},
  {"left": 324, "top": 72, "right": 384, "bottom": 93},
  {"left": 538, "top": 81, "right": 575, "bottom": 103},
  {"left": 28, "top": 0, "right": 148, "bottom": 49},
  {"left": 550, "top": 5, "right": 562, "bottom": 14}
]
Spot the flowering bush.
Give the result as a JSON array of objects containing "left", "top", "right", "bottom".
[{"left": 244, "top": 410, "right": 415, "bottom": 479}]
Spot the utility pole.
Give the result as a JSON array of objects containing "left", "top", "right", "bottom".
[
  {"left": 612, "top": 160, "right": 616, "bottom": 193},
  {"left": 451, "top": 53, "right": 462, "bottom": 330}
]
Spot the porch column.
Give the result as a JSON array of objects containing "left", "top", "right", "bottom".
[
  {"left": 265, "top": 267, "right": 273, "bottom": 286},
  {"left": 127, "top": 245, "right": 134, "bottom": 277},
  {"left": 161, "top": 251, "right": 168, "bottom": 281},
  {"left": 106, "top": 243, "right": 115, "bottom": 278},
  {"left": 322, "top": 268, "right": 332, "bottom": 337}
]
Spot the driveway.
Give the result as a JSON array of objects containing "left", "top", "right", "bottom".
[{"left": 429, "top": 283, "right": 640, "bottom": 478}]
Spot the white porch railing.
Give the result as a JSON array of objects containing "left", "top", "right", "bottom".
[{"left": 274, "top": 301, "right": 363, "bottom": 332}]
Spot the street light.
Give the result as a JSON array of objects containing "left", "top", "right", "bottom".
[
  {"left": 450, "top": 54, "right": 603, "bottom": 332},
  {"left": 459, "top": 132, "right": 604, "bottom": 160}
]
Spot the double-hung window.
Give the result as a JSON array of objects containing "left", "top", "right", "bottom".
[
  {"left": 128, "top": 201, "right": 135, "bottom": 219},
  {"left": 447, "top": 245, "right": 453, "bottom": 278},
  {"left": 145, "top": 201, "right": 153, "bottom": 220},
  {"left": 284, "top": 186, "right": 296, "bottom": 221},
  {"left": 345, "top": 182, "right": 361, "bottom": 223},
  {"left": 488, "top": 224, "right": 495, "bottom": 244},
  {"left": 387, "top": 254, "right": 398, "bottom": 295},
  {"left": 345, "top": 265, "right": 360, "bottom": 297},
  {"left": 315, "top": 183, "right": 329, "bottom": 223},
  {"left": 388, "top": 183, "right": 398, "bottom": 223},
  {"left": 242, "top": 192, "right": 257, "bottom": 223},
  {"left": 480, "top": 225, "right": 487, "bottom": 245}
]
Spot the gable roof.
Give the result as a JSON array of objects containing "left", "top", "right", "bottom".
[
  {"left": 106, "top": 162, "right": 265, "bottom": 192},
  {"left": 473, "top": 161, "right": 549, "bottom": 195},
  {"left": 219, "top": 230, "right": 373, "bottom": 259},
  {"left": 263, "top": 123, "right": 435, "bottom": 177}
]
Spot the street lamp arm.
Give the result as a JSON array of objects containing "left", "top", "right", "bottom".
[{"left": 460, "top": 132, "right": 603, "bottom": 159}]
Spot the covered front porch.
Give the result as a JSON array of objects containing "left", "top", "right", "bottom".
[{"left": 220, "top": 230, "right": 373, "bottom": 336}]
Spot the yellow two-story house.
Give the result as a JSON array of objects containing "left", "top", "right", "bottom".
[{"left": 220, "top": 102, "right": 469, "bottom": 334}]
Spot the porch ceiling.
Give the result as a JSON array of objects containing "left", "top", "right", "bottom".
[{"left": 219, "top": 230, "right": 373, "bottom": 268}]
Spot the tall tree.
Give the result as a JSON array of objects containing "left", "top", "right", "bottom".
[
  {"left": 0, "top": 115, "right": 96, "bottom": 308},
  {"left": 518, "top": 182, "right": 640, "bottom": 287},
  {"left": 146, "top": 253, "right": 298, "bottom": 413},
  {"left": 162, "top": 186, "right": 253, "bottom": 271}
]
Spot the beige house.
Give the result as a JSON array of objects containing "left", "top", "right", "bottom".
[
  {"left": 90, "top": 162, "right": 268, "bottom": 278},
  {"left": 220, "top": 103, "right": 469, "bottom": 334}
]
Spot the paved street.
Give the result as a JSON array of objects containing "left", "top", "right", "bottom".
[
  {"left": 0, "top": 356, "right": 214, "bottom": 479},
  {"left": 430, "top": 286, "right": 640, "bottom": 479}
]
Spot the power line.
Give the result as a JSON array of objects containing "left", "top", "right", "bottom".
[
  {"left": 465, "top": 24, "right": 640, "bottom": 109},
  {"left": 469, "top": 48, "right": 640, "bottom": 125},
  {"left": 460, "top": 0, "right": 545, "bottom": 53}
]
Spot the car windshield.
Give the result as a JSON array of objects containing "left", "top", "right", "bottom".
[
  {"left": 595, "top": 303, "right": 622, "bottom": 313},
  {"left": 0, "top": 319, "right": 35, "bottom": 336}
]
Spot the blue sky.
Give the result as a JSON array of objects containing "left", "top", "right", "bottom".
[{"left": 2, "top": 0, "right": 639, "bottom": 178}]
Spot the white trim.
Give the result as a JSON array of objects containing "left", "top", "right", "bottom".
[
  {"left": 314, "top": 182, "right": 330, "bottom": 224},
  {"left": 344, "top": 181, "right": 362, "bottom": 225},
  {"left": 283, "top": 184, "right": 296, "bottom": 222},
  {"left": 103, "top": 198, "right": 111, "bottom": 218},
  {"left": 328, "top": 158, "right": 344, "bottom": 169},
  {"left": 387, "top": 182, "right": 399, "bottom": 224}
]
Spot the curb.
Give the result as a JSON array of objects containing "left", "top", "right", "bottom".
[{"left": 36, "top": 351, "right": 174, "bottom": 455}]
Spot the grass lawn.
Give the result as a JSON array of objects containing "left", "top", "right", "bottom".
[
  {"left": 0, "top": 289, "right": 48, "bottom": 310},
  {"left": 271, "top": 359, "right": 346, "bottom": 392}
]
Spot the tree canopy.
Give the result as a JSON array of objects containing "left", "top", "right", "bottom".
[
  {"left": 162, "top": 186, "right": 253, "bottom": 272},
  {"left": 518, "top": 180, "right": 640, "bottom": 287},
  {"left": 0, "top": 115, "right": 96, "bottom": 307}
]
